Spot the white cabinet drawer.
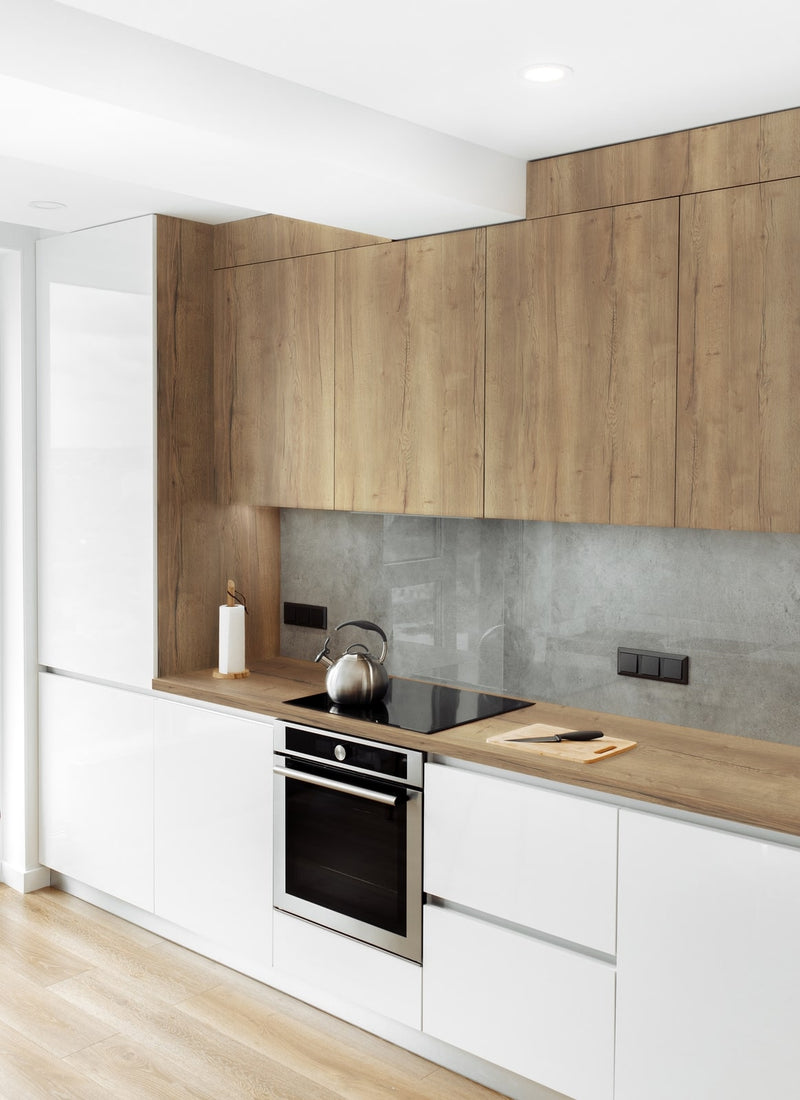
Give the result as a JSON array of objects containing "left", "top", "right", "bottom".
[
  {"left": 423, "top": 906, "right": 614, "bottom": 1100},
  {"left": 273, "top": 911, "right": 421, "bottom": 1030},
  {"left": 424, "top": 763, "right": 617, "bottom": 953}
]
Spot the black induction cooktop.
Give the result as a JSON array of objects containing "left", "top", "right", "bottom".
[{"left": 285, "top": 677, "right": 533, "bottom": 735}]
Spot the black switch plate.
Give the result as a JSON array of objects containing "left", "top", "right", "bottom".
[
  {"left": 284, "top": 602, "right": 328, "bottom": 630},
  {"left": 617, "top": 647, "right": 689, "bottom": 685}
]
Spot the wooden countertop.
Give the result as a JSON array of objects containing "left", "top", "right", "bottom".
[{"left": 154, "top": 658, "right": 800, "bottom": 839}]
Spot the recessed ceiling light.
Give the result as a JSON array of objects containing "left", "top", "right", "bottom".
[
  {"left": 28, "top": 200, "right": 67, "bottom": 211},
  {"left": 523, "top": 63, "right": 573, "bottom": 84}
]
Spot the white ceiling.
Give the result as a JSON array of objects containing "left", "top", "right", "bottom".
[{"left": 2, "top": 0, "right": 799, "bottom": 238}]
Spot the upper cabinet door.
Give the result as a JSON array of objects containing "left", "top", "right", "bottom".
[
  {"left": 677, "top": 178, "right": 800, "bottom": 532},
  {"left": 334, "top": 231, "right": 485, "bottom": 517},
  {"left": 37, "top": 216, "right": 156, "bottom": 687},
  {"left": 215, "top": 252, "right": 335, "bottom": 509},
  {"left": 485, "top": 200, "right": 679, "bottom": 526}
]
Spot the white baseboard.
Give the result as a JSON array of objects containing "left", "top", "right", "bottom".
[{"left": 1, "top": 863, "right": 52, "bottom": 893}]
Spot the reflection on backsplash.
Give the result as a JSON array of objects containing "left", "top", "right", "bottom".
[{"left": 280, "top": 510, "right": 800, "bottom": 746}]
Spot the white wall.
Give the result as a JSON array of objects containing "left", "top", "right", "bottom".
[{"left": 0, "top": 221, "right": 49, "bottom": 890}]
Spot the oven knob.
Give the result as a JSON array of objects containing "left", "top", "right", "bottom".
[{"left": 334, "top": 744, "right": 347, "bottom": 762}]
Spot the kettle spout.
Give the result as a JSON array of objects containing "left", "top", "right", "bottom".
[{"left": 314, "top": 637, "right": 333, "bottom": 668}]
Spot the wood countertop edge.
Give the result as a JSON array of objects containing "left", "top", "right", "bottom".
[{"left": 154, "top": 659, "right": 800, "bottom": 840}]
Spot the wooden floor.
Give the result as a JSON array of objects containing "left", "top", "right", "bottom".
[{"left": 0, "top": 885, "right": 505, "bottom": 1099}]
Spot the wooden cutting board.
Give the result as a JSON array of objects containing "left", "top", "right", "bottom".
[{"left": 487, "top": 723, "right": 637, "bottom": 763}]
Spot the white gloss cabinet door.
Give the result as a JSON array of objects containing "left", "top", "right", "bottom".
[
  {"left": 37, "top": 216, "right": 156, "bottom": 688},
  {"left": 616, "top": 811, "right": 800, "bottom": 1100},
  {"left": 154, "top": 700, "right": 273, "bottom": 966},
  {"left": 424, "top": 763, "right": 617, "bottom": 953},
  {"left": 39, "top": 672, "right": 154, "bottom": 911},
  {"left": 423, "top": 906, "right": 615, "bottom": 1100}
]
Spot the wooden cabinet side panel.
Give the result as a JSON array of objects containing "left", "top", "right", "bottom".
[
  {"left": 486, "top": 200, "right": 677, "bottom": 526},
  {"left": 677, "top": 179, "right": 800, "bottom": 531},
  {"left": 218, "top": 254, "right": 335, "bottom": 509},
  {"left": 334, "top": 231, "right": 485, "bottom": 516},
  {"left": 157, "top": 216, "right": 221, "bottom": 676}
]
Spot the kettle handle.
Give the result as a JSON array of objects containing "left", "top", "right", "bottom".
[{"left": 335, "top": 620, "right": 388, "bottom": 665}]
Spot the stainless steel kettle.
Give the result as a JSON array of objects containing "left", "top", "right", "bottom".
[{"left": 314, "top": 619, "right": 389, "bottom": 705}]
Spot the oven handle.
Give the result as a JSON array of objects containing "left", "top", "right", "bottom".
[{"left": 273, "top": 765, "right": 400, "bottom": 806}]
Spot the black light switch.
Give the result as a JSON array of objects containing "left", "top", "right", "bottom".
[
  {"left": 617, "top": 649, "right": 638, "bottom": 675},
  {"left": 639, "top": 653, "right": 660, "bottom": 678},
  {"left": 660, "top": 656, "right": 689, "bottom": 683}
]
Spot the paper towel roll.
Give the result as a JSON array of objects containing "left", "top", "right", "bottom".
[{"left": 219, "top": 603, "right": 246, "bottom": 674}]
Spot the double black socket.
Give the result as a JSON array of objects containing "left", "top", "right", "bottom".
[{"left": 284, "top": 602, "right": 328, "bottom": 629}]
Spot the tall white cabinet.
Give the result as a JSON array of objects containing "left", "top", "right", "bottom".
[
  {"left": 616, "top": 810, "right": 800, "bottom": 1099},
  {"left": 37, "top": 216, "right": 156, "bottom": 688}
]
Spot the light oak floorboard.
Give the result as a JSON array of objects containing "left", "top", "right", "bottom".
[
  {"left": 0, "top": 883, "right": 163, "bottom": 948},
  {"left": 0, "top": 958, "right": 115, "bottom": 1059},
  {"left": 0, "top": 1018, "right": 110, "bottom": 1100},
  {"left": 0, "top": 886, "right": 505, "bottom": 1099}
]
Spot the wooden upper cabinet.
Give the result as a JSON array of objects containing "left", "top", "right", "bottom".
[
  {"left": 677, "top": 178, "right": 800, "bottom": 532},
  {"left": 485, "top": 200, "right": 679, "bottom": 526},
  {"left": 334, "top": 230, "right": 485, "bottom": 516},
  {"left": 527, "top": 107, "right": 800, "bottom": 219},
  {"left": 215, "top": 252, "right": 334, "bottom": 509}
]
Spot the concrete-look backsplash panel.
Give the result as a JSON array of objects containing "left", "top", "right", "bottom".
[{"left": 280, "top": 510, "right": 800, "bottom": 745}]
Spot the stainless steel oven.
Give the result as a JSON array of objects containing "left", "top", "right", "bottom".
[{"left": 273, "top": 719, "right": 424, "bottom": 963}]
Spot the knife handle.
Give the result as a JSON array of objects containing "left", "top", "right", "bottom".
[{"left": 561, "top": 730, "right": 604, "bottom": 741}]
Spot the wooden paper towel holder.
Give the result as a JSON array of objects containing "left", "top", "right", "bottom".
[{"left": 213, "top": 579, "right": 250, "bottom": 679}]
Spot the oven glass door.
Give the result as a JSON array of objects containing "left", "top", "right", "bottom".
[{"left": 274, "top": 754, "right": 422, "bottom": 961}]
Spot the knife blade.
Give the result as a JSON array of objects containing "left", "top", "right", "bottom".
[{"left": 510, "top": 729, "right": 605, "bottom": 744}]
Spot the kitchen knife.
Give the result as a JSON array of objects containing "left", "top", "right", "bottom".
[{"left": 510, "top": 729, "right": 604, "bottom": 743}]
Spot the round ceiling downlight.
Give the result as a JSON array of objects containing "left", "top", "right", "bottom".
[
  {"left": 28, "top": 200, "right": 68, "bottom": 210},
  {"left": 523, "top": 63, "right": 573, "bottom": 84}
]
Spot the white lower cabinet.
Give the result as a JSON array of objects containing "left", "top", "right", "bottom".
[
  {"left": 423, "top": 906, "right": 615, "bottom": 1100},
  {"left": 616, "top": 810, "right": 800, "bottom": 1100},
  {"left": 39, "top": 672, "right": 154, "bottom": 910},
  {"left": 153, "top": 699, "right": 273, "bottom": 966},
  {"left": 422, "top": 763, "right": 617, "bottom": 1100}
]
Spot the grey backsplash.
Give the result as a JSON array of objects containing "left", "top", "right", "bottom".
[{"left": 280, "top": 510, "right": 800, "bottom": 745}]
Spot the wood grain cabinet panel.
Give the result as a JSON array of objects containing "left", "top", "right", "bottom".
[
  {"left": 215, "top": 253, "right": 335, "bottom": 509},
  {"left": 677, "top": 178, "right": 800, "bottom": 531},
  {"left": 334, "top": 230, "right": 485, "bottom": 516},
  {"left": 214, "top": 212, "right": 387, "bottom": 269},
  {"left": 486, "top": 200, "right": 678, "bottom": 526},
  {"left": 526, "top": 107, "right": 800, "bottom": 218}
]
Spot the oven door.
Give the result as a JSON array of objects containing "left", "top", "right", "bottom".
[{"left": 273, "top": 752, "right": 422, "bottom": 962}]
